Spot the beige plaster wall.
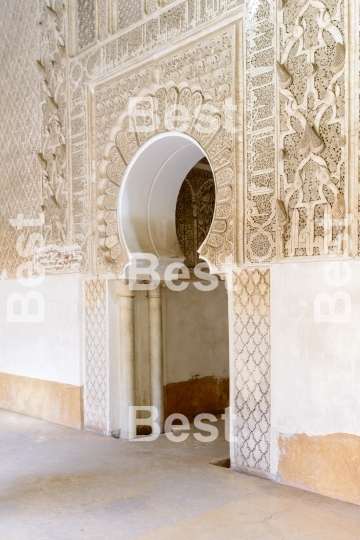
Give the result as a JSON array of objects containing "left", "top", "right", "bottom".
[
  {"left": 163, "top": 281, "right": 229, "bottom": 418},
  {"left": 271, "top": 261, "right": 360, "bottom": 504},
  {"left": 0, "top": 372, "right": 83, "bottom": 429},
  {"left": 278, "top": 432, "right": 360, "bottom": 506},
  {"left": 163, "top": 281, "right": 229, "bottom": 384}
]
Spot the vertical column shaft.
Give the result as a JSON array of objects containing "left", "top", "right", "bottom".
[
  {"left": 118, "top": 280, "right": 136, "bottom": 440},
  {"left": 148, "top": 286, "right": 164, "bottom": 433}
]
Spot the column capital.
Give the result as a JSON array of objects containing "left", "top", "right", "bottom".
[
  {"left": 117, "top": 280, "right": 136, "bottom": 298},
  {"left": 147, "top": 285, "right": 162, "bottom": 299}
]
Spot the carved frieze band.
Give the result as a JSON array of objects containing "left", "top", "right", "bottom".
[
  {"left": 245, "top": 0, "right": 277, "bottom": 264},
  {"left": 96, "top": 28, "right": 236, "bottom": 274},
  {"left": 277, "top": 0, "right": 348, "bottom": 259},
  {"left": 75, "top": 0, "right": 243, "bottom": 53}
]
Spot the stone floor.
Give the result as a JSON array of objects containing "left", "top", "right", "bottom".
[{"left": 1, "top": 409, "right": 360, "bottom": 540}]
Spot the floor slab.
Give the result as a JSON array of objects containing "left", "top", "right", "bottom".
[{"left": 0, "top": 410, "right": 359, "bottom": 540}]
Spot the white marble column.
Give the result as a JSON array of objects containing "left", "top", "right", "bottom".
[
  {"left": 148, "top": 286, "right": 164, "bottom": 433},
  {"left": 117, "top": 280, "right": 136, "bottom": 440}
]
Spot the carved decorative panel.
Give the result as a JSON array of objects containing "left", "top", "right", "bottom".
[
  {"left": 77, "top": 0, "right": 97, "bottom": 51},
  {"left": 95, "top": 28, "right": 237, "bottom": 273},
  {"left": 118, "top": 0, "right": 142, "bottom": 30},
  {"left": 245, "top": 0, "right": 277, "bottom": 264},
  {"left": 39, "top": 0, "right": 69, "bottom": 248},
  {"left": 0, "top": 0, "right": 42, "bottom": 278},
  {"left": 85, "top": 279, "right": 109, "bottom": 434},
  {"left": 69, "top": 0, "right": 243, "bottom": 271},
  {"left": 34, "top": 245, "right": 84, "bottom": 274},
  {"left": 98, "top": 0, "right": 109, "bottom": 41},
  {"left": 233, "top": 269, "right": 271, "bottom": 473},
  {"left": 278, "top": 0, "right": 347, "bottom": 258},
  {"left": 176, "top": 167, "right": 216, "bottom": 268}
]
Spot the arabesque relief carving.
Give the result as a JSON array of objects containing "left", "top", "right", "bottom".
[
  {"left": 176, "top": 165, "right": 216, "bottom": 268},
  {"left": 96, "top": 28, "right": 236, "bottom": 274},
  {"left": 39, "top": 0, "right": 69, "bottom": 248},
  {"left": 278, "top": 0, "right": 347, "bottom": 258}
]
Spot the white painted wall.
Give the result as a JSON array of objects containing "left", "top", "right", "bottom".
[
  {"left": 163, "top": 280, "right": 229, "bottom": 384},
  {"left": 0, "top": 275, "right": 84, "bottom": 386},
  {"left": 271, "top": 261, "right": 360, "bottom": 441}
]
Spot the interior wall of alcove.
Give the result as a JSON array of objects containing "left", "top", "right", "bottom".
[
  {"left": 118, "top": 281, "right": 230, "bottom": 426},
  {"left": 163, "top": 281, "right": 230, "bottom": 421}
]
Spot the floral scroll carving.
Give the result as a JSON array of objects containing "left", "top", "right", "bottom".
[
  {"left": 96, "top": 28, "right": 236, "bottom": 274},
  {"left": 39, "top": 0, "right": 68, "bottom": 247},
  {"left": 278, "top": 0, "right": 347, "bottom": 258},
  {"left": 176, "top": 166, "right": 216, "bottom": 268}
]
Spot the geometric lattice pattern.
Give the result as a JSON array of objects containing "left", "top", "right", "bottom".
[
  {"left": 0, "top": 0, "right": 42, "bottom": 278},
  {"left": 85, "top": 279, "right": 108, "bottom": 434},
  {"left": 118, "top": 0, "right": 142, "bottom": 30},
  {"left": 77, "top": 0, "right": 96, "bottom": 51},
  {"left": 233, "top": 269, "right": 271, "bottom": 472}
]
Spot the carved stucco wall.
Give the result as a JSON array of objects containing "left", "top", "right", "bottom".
[
  {"left": 39, "top": 0, "right": 69, "bottom": 247},
  {"left": 0, "top": 0, "right": 42, "bottom": 279},
  {"left": 245, "top": 0, "right": 358, "bottom": 264},
  {"left": 2, "top": 0, "right": 358, "bottom": 274},
  {"left": 0, "top": 0, "right": 81, "bottom": 278},
  {"left": 69, "top": 0, "right": 243, "bottom": 272},
  {"left": 73, "top": 0, "right": 240, "bottom": 53},
  {"left": 358, "top": 1, "right": 360, "bottom": 256},
  {"left": 278, "top": 0, "right": 349, "bottom": 259},
  {"left": 65, "top": 0, "right": 359, "bottom": 272}
]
